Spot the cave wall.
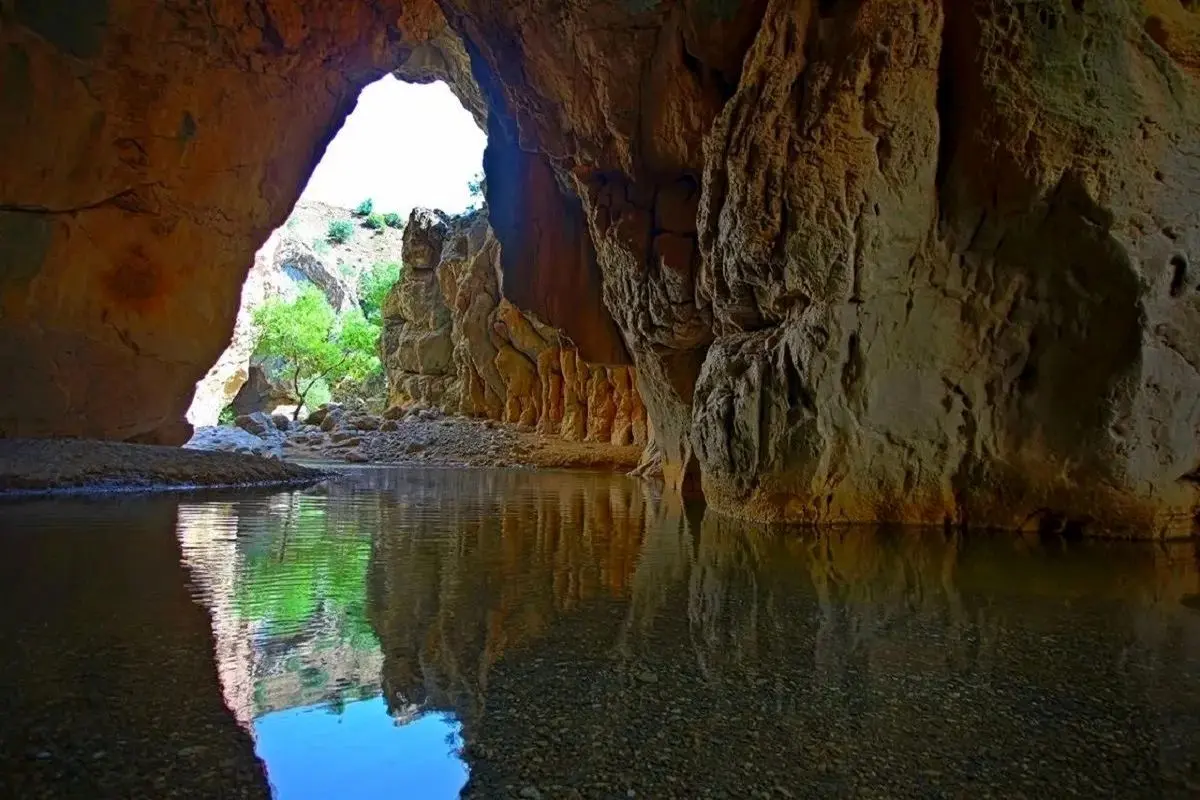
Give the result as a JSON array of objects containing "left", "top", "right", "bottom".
[
  {"left": 381, "top": 207, "right": 648, "bottom": 447},
  {"left": 2, "top": 0, "right": 1198, "bottom": 533},
  {"left": 0, "top": 0, "right": 420, "bottom": 443},
  {"left": 435, "top": 0, "right": 1200, "bottom": 534}
]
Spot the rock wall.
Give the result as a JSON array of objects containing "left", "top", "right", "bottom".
[
  {"left": 441, "top": 0, "right": 1200, "bottom": 535},
  {"left": 0, "top": 0, "right": 440, "bottom": 443},
  {"left": 382, "top": 208, "right": 648, "bottom": 448},
  {"left": 186, "top": 241, "right": 274, "bottom": 428}
]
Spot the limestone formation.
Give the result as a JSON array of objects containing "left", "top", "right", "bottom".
[
  {"left": 186, "top": 239, "right": 276, "bottom": 428},
  {"left": 382, "top": 208, "right": 648, "bottom": 448},
  {"left": 3, "top": 0, "right": 1198, "bottom": 534},
  {"left": 447, "top": 0, "right": 1200, "bottom": 535}
]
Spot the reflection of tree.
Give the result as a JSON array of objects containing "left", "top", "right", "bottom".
[
  {"left": 179, "top": 490, "right": 385, "bottom": 723},
  {"left": 234, "top": 498, "right": 377, "bottom": 651}
]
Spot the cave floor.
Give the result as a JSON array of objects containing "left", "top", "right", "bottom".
[
  {"left": 0, "top": 466, "right": 1198, "bottom": 798},
  {"left": 0, "top": 437, "right": 325, "bottom": 495}
]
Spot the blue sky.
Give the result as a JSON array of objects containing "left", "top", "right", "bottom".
[{"left": 301, "top": 76, "right": 486, "bottom": 216}]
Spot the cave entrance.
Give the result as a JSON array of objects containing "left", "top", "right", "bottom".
[{"left": 186, "top": 75, "right": 486, "bottom": 429}]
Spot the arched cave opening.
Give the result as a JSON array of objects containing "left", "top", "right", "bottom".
[{"left": 185, "top": 75, "right": 485, "bottom": 430}]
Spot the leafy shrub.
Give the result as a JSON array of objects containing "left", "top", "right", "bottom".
[
  {"left": 359, "top": 261, "right": 402, "bottom": 323},
  {"left": 363, "top": 212, "right": 385, "bottom": 231},
  {"left": 353, "top": 198, "right": 374, "bottom": 216},
  {"left": 218, "top": 404, "right": 236, "bottom": 426},
  {"left": 313, "top": 239, "right": 332, "bottom": 256},
  {"left": 383, "top": 212, "right": 403, "bottom": 229},
  {"left": 327, "top": 220, "right": 354, "bottom": 244},
  {"left": 253, "top": 286, "right": 381, "bottom": 419}
]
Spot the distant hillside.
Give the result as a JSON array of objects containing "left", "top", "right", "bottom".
[{"left": 283, "top": 200, "right": 406, "bottom": 283}]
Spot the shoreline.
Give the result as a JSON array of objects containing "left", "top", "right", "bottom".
[{"left": 0, "top": 439, "right": 329, "bottom": 496}]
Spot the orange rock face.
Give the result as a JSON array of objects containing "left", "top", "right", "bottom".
[
  {"left": 382, "top": 208, "right": 647, "bottom": 448},
  {"left": 0, "top": 0, "right": 421, "bottom": 442}
]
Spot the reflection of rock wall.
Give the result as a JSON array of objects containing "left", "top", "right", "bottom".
[
  {"left": 175, "top": 502, "right": 257, "bottom": 728},
  {"left": 382, "top": 209, "right": 648, "bottom": 447},
  {"left": 366, "top": 469, "right": 648, "bottom": 730},
  {"left": 364, "top": 476, "right": 1200, "bottom": 796},
  {"left": 0, "top": 499, "right": 268, "bottom": 796}
]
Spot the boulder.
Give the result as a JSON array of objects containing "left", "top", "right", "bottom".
[
  {"left": 234, "top": 412, "right": 272, "bottom": 437},
  {"left": 318, "top": 407, "right": 347, "bottom": 433},
  {"left": 231, "top": 366, "right": 293, "bottom": 418},
  {"left": 349, "top": 414, "right": 382, "bottom": 431},
  {"left": 185, "top": 426, "right": 282, "bottom": 458},
  {"left": 306, "top": 405, "right": 339, "bottom": 426}
]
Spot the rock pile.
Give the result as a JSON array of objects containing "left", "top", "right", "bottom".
[{"left": 188, "top": 402, "right": 638, "bottom": 471}]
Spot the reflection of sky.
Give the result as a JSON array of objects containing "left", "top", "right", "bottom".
[{"left": 254, "top": 698, "right": 468, "bottom": 799}]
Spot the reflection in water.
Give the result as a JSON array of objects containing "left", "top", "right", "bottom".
[
  {"left": 254, "top": 699, "right": 466, "bottom": 798},
  {"left": 355, "top": 470, "right": 1200, "bottom": 798},
  {"left": 1, "top": 467, "right": 1198, "bottom": 798},
  {"left": 177, "top": 483, "right": 468, "bottom": 798}
]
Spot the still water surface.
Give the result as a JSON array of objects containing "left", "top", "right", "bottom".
[{"left": 1, "top": 467, "right": 1199, "bottom": 798}]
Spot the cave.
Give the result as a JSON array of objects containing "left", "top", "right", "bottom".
[{"left": 2, "top": 0, "right": 1199, "bottom": 536}]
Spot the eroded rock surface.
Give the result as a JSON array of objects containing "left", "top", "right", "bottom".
[
  {"left": 382, "top": 208, "right": 648, "bottom": 448},
  {"left": 446, "top": 0, "right": 1200, "bottom": 535}
]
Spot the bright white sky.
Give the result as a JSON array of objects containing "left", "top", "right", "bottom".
[{"left": 300, "top": 76, "right": 486, "bottom": 216}]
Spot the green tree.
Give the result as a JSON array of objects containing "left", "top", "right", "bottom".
[
  {"left": 383, "top": 212, "right": 403, "bottom": 229},
  {"left": 363, "top": 212, "right": 385, "bottom": 230},
  {"left": 359, "top": 261, "right": 402, "bottom": 323},
  {"left": 253, "top": 287, "right": 381, "bottom": 419},
  {"left": 327, "top": 220, "right": 354, "bottom": 244},
  {"left": 353, "top": 198, "right": 374, "bottom": 216}
]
